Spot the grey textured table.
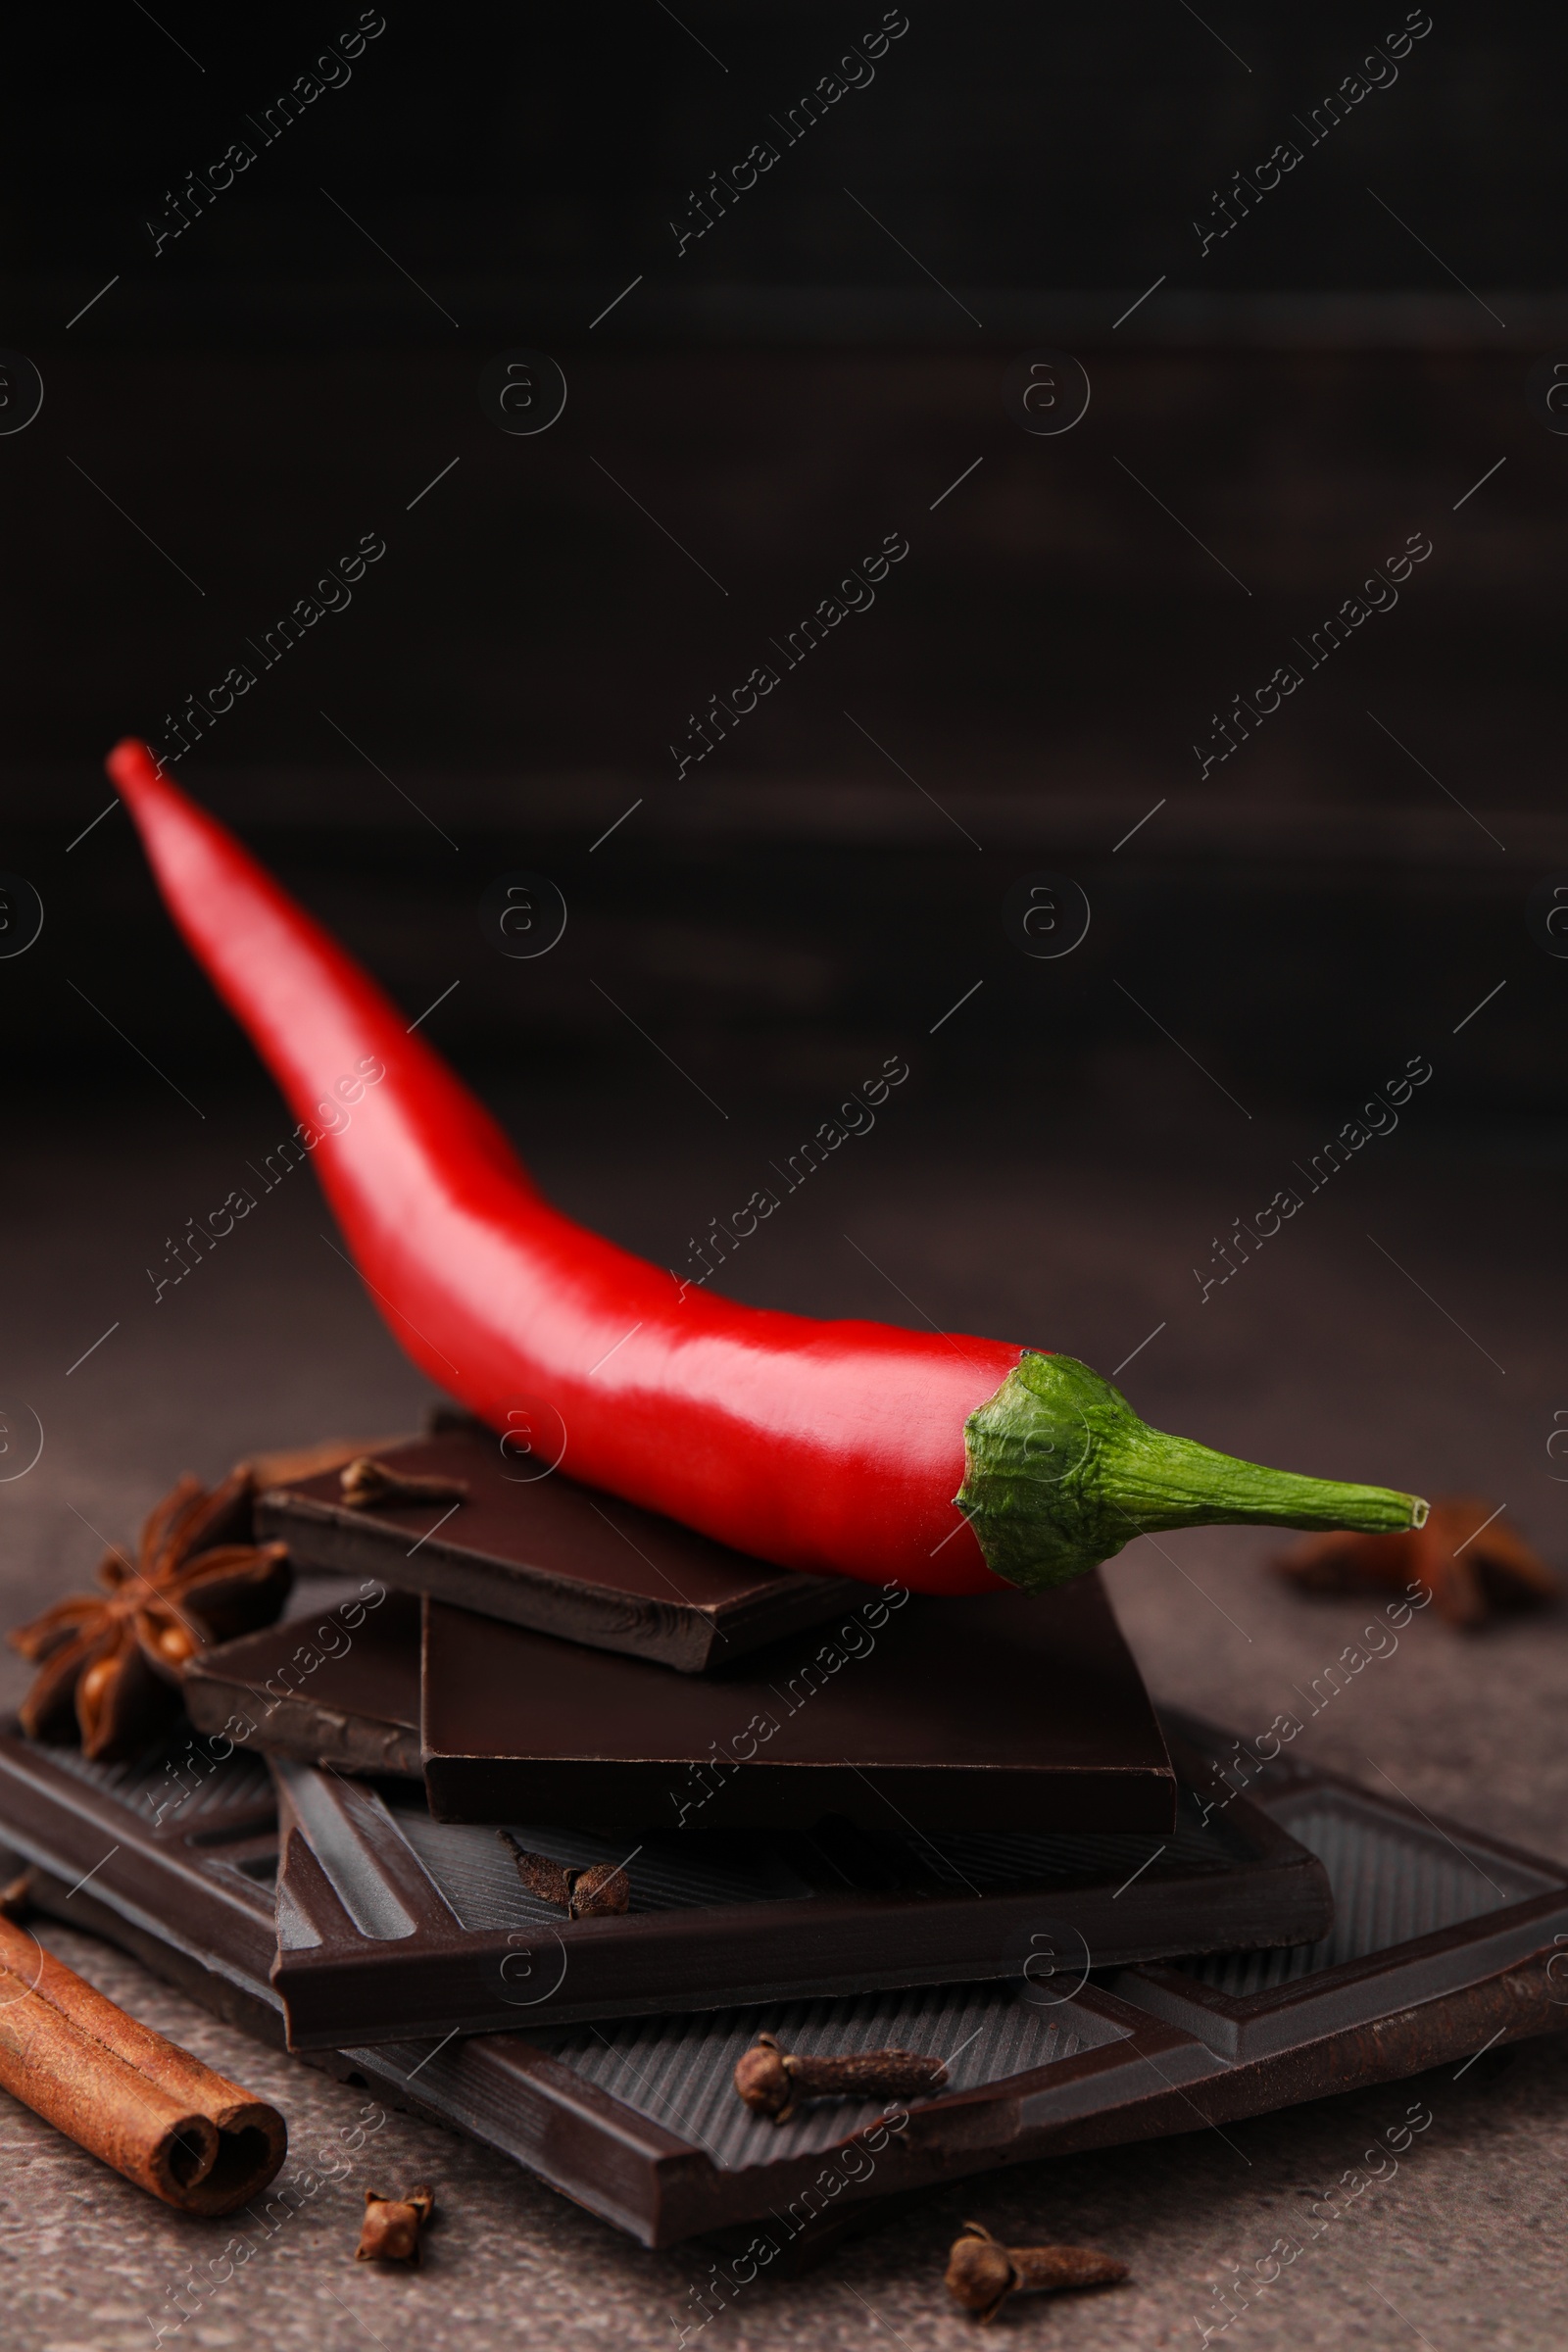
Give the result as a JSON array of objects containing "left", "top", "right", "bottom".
[{"left": 3, "top": 1074, "right": 1565, "bottom": 2350}]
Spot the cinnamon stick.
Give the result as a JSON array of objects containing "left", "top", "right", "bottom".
[{"left": 0, "top": 1913, "right": 286, "bottom": 2213}]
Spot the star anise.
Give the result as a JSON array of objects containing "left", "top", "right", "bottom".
[
  {"left": 9, "top": 1469, "right": 293, "bottom": 1760},
  {"left": 1273, "top": 1495, "right": 1559, "bottom": 1631}
]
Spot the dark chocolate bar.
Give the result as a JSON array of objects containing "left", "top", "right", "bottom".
[
  {"left": 0, "top": 1705, "right": 1326, "bottom": 2056},
  {"left": 171, "top": 1593, "right": 1319, "bottom": 2047},
  {"left": 421, "top": 1578, "right": 1178, "bottom": 1834},
  {"left": 269, "top": 1717, "right": 1322, "bottom": 2046},
  {"left": 255, "top": 1426, "right": 860, "bottom": 1671},
  {"left": 0, "top": 1721, "right": 278, "bottom": 2008},
  {"left": 184, "top": 1590, "right": 422, "bottom": 1777},
  {"left": 7, "top": 1712, "right": 1565, "bottom": 2252}
]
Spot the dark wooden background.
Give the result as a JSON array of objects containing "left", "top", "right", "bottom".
[{"left": 2, "top": 1, "right": 1563, "bottom": 1113}]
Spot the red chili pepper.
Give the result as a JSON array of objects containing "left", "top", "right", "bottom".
[{"left": 106, "top": 739, "right": 1426, "bottom": 1596}]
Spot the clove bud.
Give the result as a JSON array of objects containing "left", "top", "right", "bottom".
[
  {"left": 733, "top": 2032, "right": 947, "bottom": 2125},
  {"left": 356, "top": 2183, "right": 436, "bottom": 2265},
  {"left": 340, "top": 1457, "right": 469, "bottom": 1511},
  {"left": 945, "top": 2222, "right": 1127, "bottom": 2323},
  {"left": 498, "top": 1832, "right": 628, "bottom": 1920}
]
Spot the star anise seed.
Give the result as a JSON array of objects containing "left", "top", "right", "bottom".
[
  {"left": 9, "top": 1468, "right": 293, "bottom": 1760},
  {"left": 1274, "top": 1495, "right": 1558, "bottom": 1631}
]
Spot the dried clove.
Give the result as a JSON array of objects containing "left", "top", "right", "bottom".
[
  {"left": 1274, "top": 1494, "right": 1558, "bottom": 1631},
  {"left": 733, "top": 2032, "right": 948, "bottom": 2125},
  {"left": 498, "top": 1831, "right": 628, "bottom": 1920},
  {"left": 241, "top": 1434, "right": 404, "bottom": 1491},
  {"left": 945, "top": 2222, "right": 1128, "bottom": 2323},
  {"left": 339, "top": 1457, "right": 469, "bottom": 1512},
  {"left": 357, "top": 2183, "right": 436, "bottom": 2265}
]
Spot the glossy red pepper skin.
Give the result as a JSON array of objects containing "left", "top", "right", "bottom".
[{"left": 108, "top": 741, "right": 1015, "bottom": 1595}]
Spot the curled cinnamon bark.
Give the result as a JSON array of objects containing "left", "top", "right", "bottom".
[{"left": 0, "top": 1913, "right": 286, "bottom": 2212}]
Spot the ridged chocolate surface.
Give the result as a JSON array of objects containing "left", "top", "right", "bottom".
[
  {"left": 1181, "top": 1788, "right": 1554, "bottom": 1995},
  {"left": 535, "top": 1981, "right": 1120, "bottom": 2168},
  {"left": 391, "top": 1803, "right": 812, "bottom": 1926}
]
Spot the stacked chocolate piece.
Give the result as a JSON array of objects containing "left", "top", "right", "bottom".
[{"left": 4, "top": 1414, "right": 1566, "bottom": 2252}]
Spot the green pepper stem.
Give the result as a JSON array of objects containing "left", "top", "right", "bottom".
[{"left": 954, "top": 1352, "right": 1427, "bottom": 1595}]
